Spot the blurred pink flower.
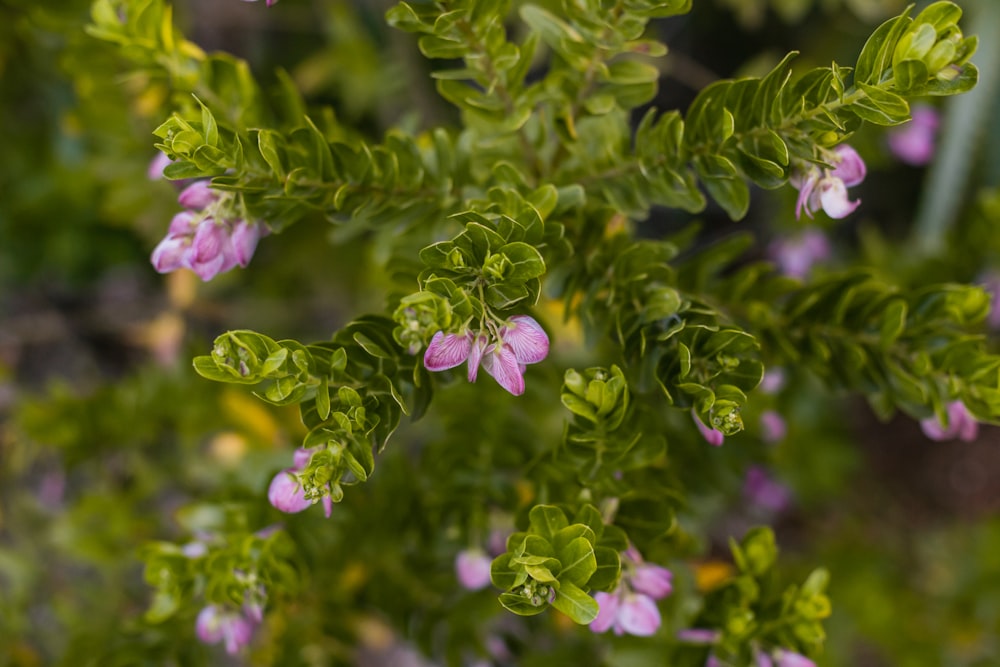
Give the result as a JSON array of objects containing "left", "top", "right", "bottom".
[
  {"left": 455, "top": 549, "right": 493, "bottom": 590},
  {"left": 759, "top": 410, "right": 787, "bottom": 443},
  {"left": 591, "top": 590, "right": 661, "bottom": 636},
  {"left": 744, "top": 465, "right": 792, "bottom": 513},
  {"left": 888, "top": 105, "right": 940, "bottom": 166},
  {"left": 676, "top": 628, "right": 721, "bottom": 644},
  {"left": 769, "top": 229, "right": 831, "bottom": 279},
  {"left": 920, "top": 400, "right": 978, "bottom": 442},
  {"left": 148, "top": 152, "right": 173, "bottom": 180},
  {"left": 195, "top": 605, "right": 256, "bottom": 655}
]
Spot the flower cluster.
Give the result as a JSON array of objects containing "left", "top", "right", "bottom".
[
  {"left": 423, "top": 315, "right": 549, "bottom": 396},
  {"left": 920, "top": 400, "right": 979, "bottom": 442},
  {"left": 791, "top": 145, "right": 866, "bottom": 220},
  {"left": 590, "top": 545, "right": 672, "bottom": 636},
  {"left": 149, "top": 155, "right": 264, "bottom": 281},
  {"left": 267, "top": 447, "right": 334, "bottom": 517}
]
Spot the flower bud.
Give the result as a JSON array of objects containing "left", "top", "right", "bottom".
[
  {"left": 189, "top": 219, "right": 235, "bottom": 281},
  {"left": 230, "top": 220, "right": 262, "bottom": 268},
  {"left": 178, "top": 181, "right": 218, "bottom": 210},
  {"left": 631, "top": 563, "right": 673, "bottom": 600},
  {"left": 151, "top": 235, "right": 189, "bottom": 274}
]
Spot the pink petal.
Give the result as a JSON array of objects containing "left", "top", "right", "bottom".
[
  {"left": 167, "top": 211, "right": 197, "bottom": 237},
  {"left": 292, "top": 447, "right": 314, "bottom": 470},
  {"left": 467, "top": 334, "right": 488, "bottom": 382},
  {"left": 423, "top": 332, "right": 472, "bottom": 372},
  {"left": 230, "top": 220, "right": 262, "bottom": 267},
  {"left": 501, "top": 315, "right": 549, "bottom": 364},
  {"left": 178, "top": 180, "right": 217, "bottom": 210},
  {"left": 631, "top": 564, "right": 673, "bottom": 600},
  {"left": 322, "top": 495, "right": 333, "bottom": 518},
  {"left": 589, "top": 591, "right": 620, "bottom": 634},
  {"left": 482, "top": 343, "right": 525, "bottom": 395},
  {"left": 760, "top": 410, "right": 788, "bottom": 443},
  {"left": 222, "top": 614, "right": 255, "bottom": 655},
  {"left": 617, "top": 593, "right": 661, "bottom": 636},
  {"left": 818, "top": 177, "right": 861, "bottom": 219},
  {"left": 793, "top": 170, "right": 818, "bottom": 220},
  {"left": 267, "top": 469, "right": 311, "bottom": 513},
  {"left": 148, "top": 152, "right": 173, "bottom": 180},
  {"left": 831, "top": 144, "right": 866, "bottom": 186},
  {"left": 774, "top": 650, "right": 816, "bottom": 667},
  {"left": 693, "top": 410, "right": 724, "bottom": 446},
  {"left": 151, "top": 235, "right": 189, "bottom": 273}
]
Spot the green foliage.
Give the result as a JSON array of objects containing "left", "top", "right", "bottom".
[{"left": 490, "top": 504, "right": 623, "bottom": 624}]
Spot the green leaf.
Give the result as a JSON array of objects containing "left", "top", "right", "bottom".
[
  {"left": 528, "top": 505, "right": 569, "bottom": 541},
  {"left": 587, "top": 546, "right": 622, "bottom": 591},
  {"left": 851, "top": 82, "right": 911, "bottom": 125},
  {"left": 498, "top": 242, "right": 546, "bottom": 282},
  {"left": 491, "top": 554, "right": 519, "bottom": 590},
  {"left": 855, "top": 9, "right": 914, "bottom": 85},
  {"left": 556, "top": 537, "right": 597, "bottom": 587},
  {"left": 549, "top": 581, "right": 599, "bottom": 624},
  {"left": 498, "top": 592, "right": 548, "bottom": 616}
]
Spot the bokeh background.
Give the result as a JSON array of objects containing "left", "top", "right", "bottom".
[{"left": 2, "top": 0, "right": 1000, "bottom": 665}]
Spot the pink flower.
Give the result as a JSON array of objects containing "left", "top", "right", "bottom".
[
  {"left": 151, "top": 234, "right": 190, "bottom": 273},
  {"left": 769, "top": 229, "right": 831, "bottom": 279},
  {"left": 888, "top": 105, "right": 940, "bottom": 166},
  {"left": 744, "top": 465, "right": 792, "bottom": 513},
  {"left": 692, "top": 409, "right": 724, "bottom": 446},
  {"left": 195, "top": 605, "right": 256, "bottom": 655},
  {"left": 792, "top": 145, "right": 866, "bottom": 219},
  {"left": 267, "top": 448, "right": 333, "bottom": 517},
  {"left": 759, "top": 368, "right": 786, "bottom": 394},
  {"left": 188, "top": 219, "right": 237, "bottom": 281},
  {"left": 774, "top": 650, "right": 816, "bottom": 667},
  {"left": 759, "top": 410, "right": 787, "bottom": 443},
  {"left": 423, "top": 315, "right": 549, "bottom": 396},
  {"left": 590, "top": 591, "right": 661, "bottom": 636},
  {"left": 455, "top": 549, "right": 493, "bottom": 590},
  {"left": 920, "top": 400, "right": 979, "bottom": 442},
  {"left": 230, "top": 220, "right": 263, "bottom": 267}
]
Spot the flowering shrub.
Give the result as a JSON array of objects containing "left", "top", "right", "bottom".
[{"left": 4, "top": 0, "right": 1000, "bottom": 665}]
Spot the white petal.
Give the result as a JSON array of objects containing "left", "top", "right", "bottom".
[{"left": 818, "top": 178, "right": 860, "bottom": 219}]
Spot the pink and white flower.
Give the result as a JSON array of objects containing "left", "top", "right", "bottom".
[
  {"left": 769, "top": 229, "right": 831, "bottom": 279},
  {"left": 792, "top": 145, "right": 866, "bottom": 220},
  {"left": 773, "top": 649, "right": 817, "bottom": 667},
  {"left": 423, "top": 315, "right": 549, "bottom": 396}
]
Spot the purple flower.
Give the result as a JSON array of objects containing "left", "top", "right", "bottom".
[
  {"left": 195, "top": 605, "right": 256, "bottom": 655},
  {"left": 423, "top": 315, "right": 549, "bottom": 396},
  {"left": 188, "top": 219, "right": 238, "bottom": 281},
  {"left": 759, "top": 410, "right": 787, "bottom": 444},
  {"left": 151, "top": 234, "right": 190, "bottom": 273},
  {"left": 692, "top": 409, "right": 724, "bottom": 446},
  {"left": 705, "top": 657, "right": 724, "bottom": 667},
  {"left": 920, "top": 400, "right": 979, "bottom": 442},
  {"left": 455, "top": 549, "right": 493, "bottom": 590},
  {"left": 744, "top": 465, "right": 792, "bottom": 513},
  {"left": 774, "top": 650, "right": 816, "bottom": 667},
  {"left": 756, "top": 653, "right": 774, "bottom": 667},
  {"left": 267, "top": 448, "right": 333, "bottom": 517},
  {"left": 888, "top": 105, "right": 940, "bottom": 166},
  {"left": 792, "top": 145, "right": 866, "bottom": 219},
  {"left": 769, "top": 229, "right": 831, "bottom": 279},
  {"left": 230, "top": 220, "right": 263, "bottom": 267},
  {"left": 590, "top": 591, "right": 661, "bottom": 636}
]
